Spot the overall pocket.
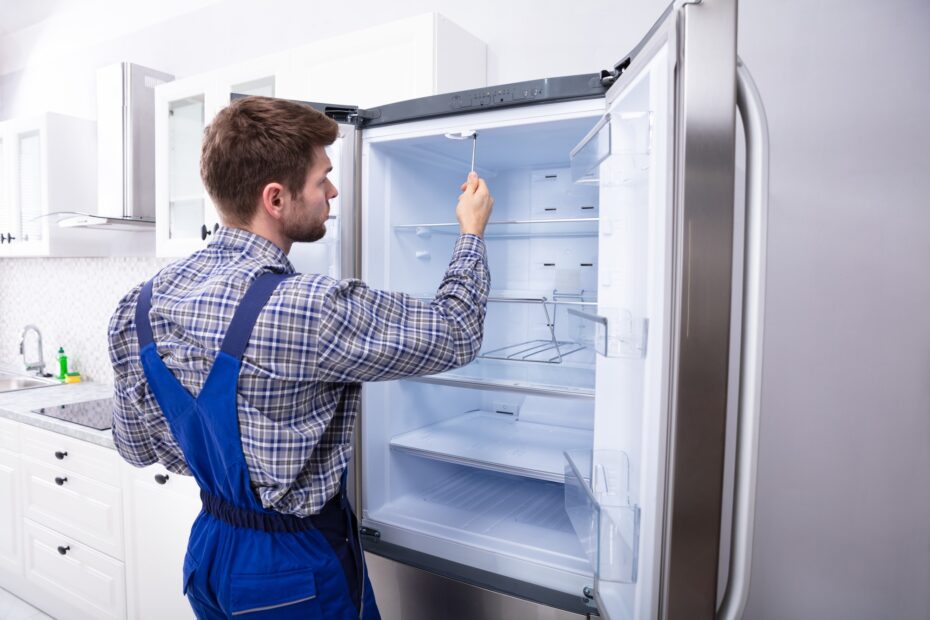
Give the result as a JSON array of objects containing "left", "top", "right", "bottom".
[{"left": 228, "top": 568, "right": 321, "bottom": 618}]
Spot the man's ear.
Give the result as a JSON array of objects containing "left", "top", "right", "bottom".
[{"left": 260, "top": 182, "right": 287, "bottom": 220}]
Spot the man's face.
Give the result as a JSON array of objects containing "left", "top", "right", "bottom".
[{"left": 281, "top": 145, "right": 338, "bottom": 243}]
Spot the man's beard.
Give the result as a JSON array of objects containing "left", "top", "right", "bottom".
[{"left": 283, "top": 209, "right": 327, "bottom": 243}]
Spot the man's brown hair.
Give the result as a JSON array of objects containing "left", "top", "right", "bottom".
[{"left": 200, "top": 96, "right": 339, "bottom": 225}]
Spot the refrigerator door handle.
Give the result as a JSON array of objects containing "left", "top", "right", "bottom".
[{"left": 717, "top": 58, "right": 770, "bottom": 620}]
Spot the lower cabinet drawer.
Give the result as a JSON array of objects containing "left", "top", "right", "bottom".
[
  {"left": 20, "top": 424, "right": 120, "bottom": 486},
  {"left": 24, "top": 519, "right": 126, "bottom": 620},
  {"left": 0, "top": 417, "right": 18, "bottom": 452},
  {"left": 22, "top": 457, "right": 124, "bottom": 559}
]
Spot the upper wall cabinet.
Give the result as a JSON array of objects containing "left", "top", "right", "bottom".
[
  {"left": 277, "top": 13, "right": 487, "bottom": 106},
  {"left": 155, "top": 13, "right": 486, "bottom": 258},
  {"left": 0, "top": 114, "right": 100, "bottom": 257}
]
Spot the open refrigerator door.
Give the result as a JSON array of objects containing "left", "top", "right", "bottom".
[{"left": 562, "top": 11, "right": 677, "bottom": 620}]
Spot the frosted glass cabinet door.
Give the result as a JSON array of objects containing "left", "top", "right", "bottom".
[
  {"left": 0, "top": 118, "right": 49, "bottom": 257},
  {"left": 155, "top": 76, "right": 220, "bottom": 257},
  {"left": 0, "top": 130, "right": 15, "bottom": 256},
  {"left": 217, "top": 54, "right": 284, "bottom": 101}
]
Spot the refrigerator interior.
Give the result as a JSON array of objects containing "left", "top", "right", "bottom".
[{"left": 360, "top": 102, "right": 610, "bottom": 595}]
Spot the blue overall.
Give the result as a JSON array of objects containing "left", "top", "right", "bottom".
[{"left": 134, "top": 273, "right": 380, "bottom": 619}]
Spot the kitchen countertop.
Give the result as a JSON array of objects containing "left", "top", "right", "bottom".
[{"left": 0, "top": 380, "right": 116, "bottom": 449}]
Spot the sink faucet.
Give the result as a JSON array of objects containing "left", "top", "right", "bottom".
[{"left": 19, "top": 325, "right": 46, "bottom": 376}]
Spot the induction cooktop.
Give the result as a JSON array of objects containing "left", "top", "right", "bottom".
[{"left": 33, "top": 398, "right": 113, "bottom": 431}]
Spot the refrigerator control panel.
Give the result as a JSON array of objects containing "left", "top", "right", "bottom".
[{"left": 451, "top": 86, "right": 546, "bottom": 109}]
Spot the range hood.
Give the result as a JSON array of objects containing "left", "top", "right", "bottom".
[{"left": 58, "top": 63, "right": 173, "bottom": 230}]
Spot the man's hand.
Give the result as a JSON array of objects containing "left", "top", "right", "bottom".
[{"left": 456, "top": 171, "right": 494, "bottom": 237}]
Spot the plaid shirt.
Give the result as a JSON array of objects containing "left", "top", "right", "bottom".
[{"left": 109, "top": 227, "right": 489, "bottom": 516}]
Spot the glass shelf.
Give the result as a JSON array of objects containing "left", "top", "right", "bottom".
[
  {"left": 390, "top": 410, "right": 593, "bottom": 483},
  {"left": 407, "top": 291, "right": 598, "bottom": 396},
  {"left": 564, "top": 450, "right": 640, "bottom": 584},
  {"left": 394, "top": 216, "right": 599, "bottom": 239}
]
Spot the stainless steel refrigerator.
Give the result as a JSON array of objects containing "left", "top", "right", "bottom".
[{"left": 281, "top": 0, "right": 769, "bottom": 617}]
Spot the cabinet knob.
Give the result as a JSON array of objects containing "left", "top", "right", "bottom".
[
  {"left": 54, "top": 476, "right": 68, "bottom": 486},
  {"left": 54, "top": 450, "right": 68, "bottom": 460},
  {"left": 154, "top": 473, "right": 169, "bottom": 485},
  {"left": 200, "top": 223, "right": 220, "bottom": 241},
  {"left": 57, "top": 545, "right": 70, "bottom": 555}
]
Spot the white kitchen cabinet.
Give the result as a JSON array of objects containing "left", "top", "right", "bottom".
[
  {"left": 0, "top": 416, "right": 208, "bottom": 619},
  {"left": 154, "top": 53, "right": 289, "bottom": 257},
  {"left": 0, "top": 423, "right": 126, "bottom": 620},
  {"left": 0, "top": 113, "right": 97, "bottom": 257},
  {"left": 155, "top": 13, "right": 486, "bottom": 258},
  {"left": 278, "top": 13, "right": 486, "bottom": 106},
  {"left": 0, "top": 418, "right": 22, "bottom": 578},
  {"left": 122, "top": 461, "right": 201, "bottom": 620}
]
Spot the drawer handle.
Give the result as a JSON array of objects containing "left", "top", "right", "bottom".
[
  {"left": 57, "top": 545, "right": 70, "bottom": 555},
  {"left": 154, "top": 474, "right": 169, "bottom": 485},
  {"left": 54, "top": 451, "right": 68, "bottom": 460},
  {"left": 54, "top": 476, "right": 68, "bottom": 486}
]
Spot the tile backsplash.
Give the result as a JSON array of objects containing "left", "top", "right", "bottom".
[{"left": 0, "top": 257, "right": 172, "bottom": 384}]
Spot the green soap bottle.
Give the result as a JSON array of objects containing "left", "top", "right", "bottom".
[{"left": 57, "top": 347, "right": 68, "bottom": 380}]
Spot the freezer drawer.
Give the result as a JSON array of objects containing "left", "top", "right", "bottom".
[{"left": 365, "top": 548, "right": 590, "bottom": 618}]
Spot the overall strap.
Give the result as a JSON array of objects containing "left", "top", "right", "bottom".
[
  {"left": 219, "top": 272, "right": 294, "bottom": 360},
  {"left": 134, "top": 278, "right": 156, "bottom": 348}
]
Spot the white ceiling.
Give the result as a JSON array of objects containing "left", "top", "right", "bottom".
[{"left": 0, "top": 0, "right": 65, "bottom": 36}]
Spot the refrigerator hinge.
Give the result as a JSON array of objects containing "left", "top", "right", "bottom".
[
  {"left": 319, "top": 104, "right": 381, "bottom": 127},
  {"left": 359, "top": 526, "right": 381, "bottom": 540},
  {"left": 582, "top": 586, "right": 600, "bottom": 616},
  {"left": 600, "top": 57, "right": 631, "bottom": 88}
]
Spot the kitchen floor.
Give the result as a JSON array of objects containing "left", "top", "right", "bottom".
[{"left": 0, "top": 588, "right": 53, "bottom": 620}]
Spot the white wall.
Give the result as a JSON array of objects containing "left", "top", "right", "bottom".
[{"left": 0, "top": 1, "right": 928, "bottom": 619}]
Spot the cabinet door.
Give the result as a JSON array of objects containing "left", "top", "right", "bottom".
[
  {"left": 3, "top": 117, "right": 48, "bottom": 256},
  {"left": 155, "top": 75, "right": 218, "bottom": 257},
  {"left": 0, "top": 447, "right": 22, "bottom": 577},
  {"left": 123, "top": 462, "right": 201, "bottom": 620},
  {"left": 282, "top": 15, "right": 435, "bottom": 106},
  {"left": 0, "top": 127, "right": 16, "bottom": 256}
]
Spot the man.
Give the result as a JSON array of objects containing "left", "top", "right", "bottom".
[{"left": 109, "top": 96, "right": 493, "bottom": 619}]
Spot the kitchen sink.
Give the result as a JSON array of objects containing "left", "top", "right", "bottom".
[{"left": 0, "top": 372, "right": 59, "bottom": 393}]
